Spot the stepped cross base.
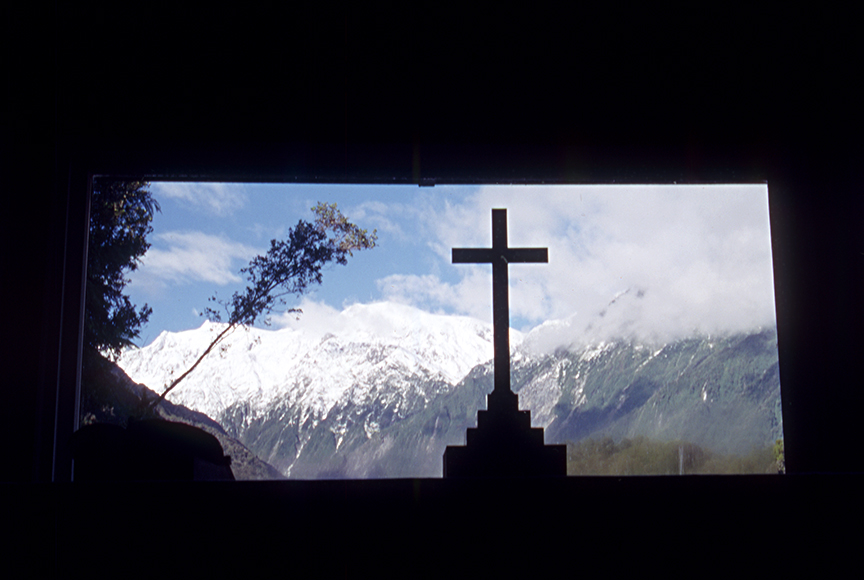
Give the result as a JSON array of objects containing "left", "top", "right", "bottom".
[
  {"left": 443, "top": 390, "right": 566, "bottom": 478},
  {"left": 445, "top": 209, "right": 564, "bottom": 477}
]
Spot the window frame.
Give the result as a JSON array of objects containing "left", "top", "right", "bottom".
[{"left": 47, "top": 149, "right": 793, "bottom": 482}]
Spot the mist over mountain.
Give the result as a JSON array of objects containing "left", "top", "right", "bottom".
[{"left": 118, "top": 301, "right": 781, "bottom": 478}]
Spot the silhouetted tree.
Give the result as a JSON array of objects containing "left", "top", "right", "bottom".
[{"left": 85, "top": 180, "right": 159, "bottom": 360}]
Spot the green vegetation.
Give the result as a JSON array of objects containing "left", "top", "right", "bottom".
[
  {"left": 772, "top": 438, "right": 786, "bottom": 473},
  {"left": 566, "top": 436, "right": 780, "bottom": 475}
]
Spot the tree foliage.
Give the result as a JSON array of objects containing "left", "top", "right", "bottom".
[
  {"left": 147, "top": 202, "right": 377, "bottom": 409},
  {"left": 204, "top": 202, "right": 377, "bottom": 327},
  {"left": 85, "top": 180, "right": 160, "bottom": 360}
]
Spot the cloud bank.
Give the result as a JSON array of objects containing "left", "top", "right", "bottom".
[{"left": 376, "top": 184, "right": 776, "bottom": 349}]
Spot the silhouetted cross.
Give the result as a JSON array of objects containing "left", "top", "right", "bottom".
[{"left": 453, "top": 209, "right": 548, "bottom": 395}]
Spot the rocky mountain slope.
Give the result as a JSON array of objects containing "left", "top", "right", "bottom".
[{"left": 80, "top": 354, "right": 284, "bottom": 480}]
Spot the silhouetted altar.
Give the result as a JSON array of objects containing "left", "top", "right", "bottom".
[{"left": 443, "top": 209, "right": 566, "bottom": 477}]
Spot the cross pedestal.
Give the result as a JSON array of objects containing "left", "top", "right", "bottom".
[{"left": 443, "top": 209, "right": 566, "bottom": 477}]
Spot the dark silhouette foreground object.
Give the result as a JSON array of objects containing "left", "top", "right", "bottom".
[
  {"left": 71, "top": 419, "right": 234, "bottom": 481},
  {"left": 444, "top": 209, "right": 566, "bottom": 477}
]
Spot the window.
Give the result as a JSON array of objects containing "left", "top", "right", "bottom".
[{"left": 79, "top": 181, "right": 784, "bottom": 479}]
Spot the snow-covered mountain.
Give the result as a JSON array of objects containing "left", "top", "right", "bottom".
[
  {"left": 119, "top": 302, "right": 506, "bottom": 476},
  {"left": 121, "top": 302, "right": 502, "bottom": 418},
  {"left": 118, "top": 301, "right": 782, "bottom": 478}
]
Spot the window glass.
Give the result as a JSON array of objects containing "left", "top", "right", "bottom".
[{"left": 81, "top": 182, "right": 784, "bottom": 478}]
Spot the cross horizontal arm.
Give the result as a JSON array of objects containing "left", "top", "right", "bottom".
[
  {"left": 452, "top": 247, "right": 548, "bottom": 264},
  {"left": 504, "top": 248, "right": 548, "bottom": 263},
  {"left": 452, "top": 248, "right": 495, "bottom": 263}
]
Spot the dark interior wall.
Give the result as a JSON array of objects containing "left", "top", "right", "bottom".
[
  {"left": 5, "top": 0, "right": 862, "bottom": 489},
  {"left": 3, "top": 4, "right": 861, "bottom": 574}
]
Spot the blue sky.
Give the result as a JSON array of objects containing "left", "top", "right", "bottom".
[{"left": 124, "top": 182, "right": 777, "bottom": 350}]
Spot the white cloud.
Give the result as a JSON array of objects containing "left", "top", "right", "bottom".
[
  {"left": 271, "top": 298, "right": 345, "bottom": 337},
  {"left": 350, "top": 201, "right": 406, "bottom": 238},
  {"left": 375, "top": 184, "right": 776, "bottom": 349},
  {"left": 152, "top": 182, "right": 247, "bottom": 216},
  {"left": 350, "top": 196, "right": 440, "bottom": 243},
  {"left": 132, "top": 231, "right": 260, "bottom": 287},
  {"left": 271, "top": 298, "right": 448, "bottom": 343},
  {"left": 377, "top": 271, "right": 491, "bottom": 320}
]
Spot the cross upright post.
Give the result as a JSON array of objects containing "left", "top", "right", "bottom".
[
  {"left": 444, "top": 208, "right": 564, "bottom": 477},
  {"left": 452, "top": 209, "right": 548, "bottom": 397}
]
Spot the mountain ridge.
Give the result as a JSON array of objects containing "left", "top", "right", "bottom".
[{"left": 117, "top": 302, "right": 781, "bottom": 478}]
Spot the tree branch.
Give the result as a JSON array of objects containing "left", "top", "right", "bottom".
[{"left": 144, "top": 202, "right": 376, "bottom": 411}]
